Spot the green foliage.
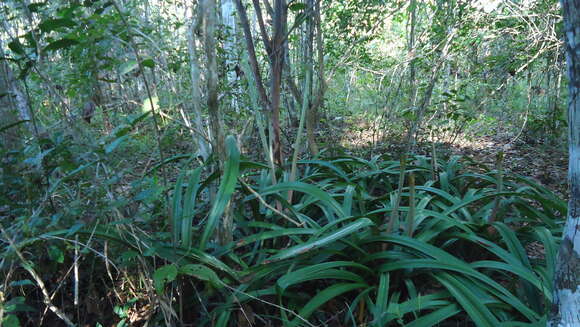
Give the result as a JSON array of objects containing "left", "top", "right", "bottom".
[
  {"left": 0, "top": 130, "right": 564, "bottom": 326},
  {"left": 0, "top": 0, "right": 567, "bottom": 325},
  {"left": 188, "top": 151, "right": 560, "bottom": 326}
]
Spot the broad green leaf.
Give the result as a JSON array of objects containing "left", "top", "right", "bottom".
[
  {"left": 298, "top": 159, "right": 351, "bottom": 181},
  {"left": 179, "top": 264, "right": 221, "bottom": 287},
  {"left": 535, "top": 227, "right": 556, "bottom": 281},
  {"left": 234, "top": 228, "right": 316, "bottom": 249},
  {"left": 342, "top": 185, "right": 355, "bottom": 216},
  {"left": 493, "top": 222, "right": 531, "bottom": 268},
  {"left": 2, "top": 315, "right": 20, "bottom": 327},
  {"left": 371, "top": 272, "right": 390, "bottom": 325},
  {"left": 154, "top": 264, "right": 178, "bottom": 294},
  {"left": 39, "top": 18, "right": 76, "bottom": 32},
  {"left": 47, "top": 245, "right": 64, "bottom": 263},
  {"left": 142, "top": 58, "right": 155, "bottom": 68},
  {"left": 373, "top": 235, "right": 538, "bottom": 319},
  {"left": 289, "top": 2, "right": 306, "bottom": 11},
  {"left": 120, "top": 60, "right": 138, "bottom": 75},
  {"left": 3, "top": 297, "right": 25, "bottom": 312},
  {"left": 44, "top": 38, "right": 79, "bottom": 52},
  {"left": 9, "top": 280, "right": 34, "bottom": 287},
  {"left": 8, "top": 39, "right": 25, "bottom": 55}
]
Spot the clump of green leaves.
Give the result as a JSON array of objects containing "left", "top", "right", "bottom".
[{"left": 1, "top": 139, "right": 563, "bottom": 326}]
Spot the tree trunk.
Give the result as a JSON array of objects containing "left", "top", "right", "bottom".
[
  {"left": 269, "top": 0, "right": 287, "bottom": 166},
  {"left": 549, "top": 0, "right": 580, "bottom": 325},
  {"left": 205, "top": 0, "right": 231, "bottom": 245},
  {"left": 204, "top": 0, "right": 225, "bottom": 164},
  {"left": 305, "top": 0, "right": 321, "bottom": 156},
  {"left": 188, "top": 3, "right": 211, "bottom": 161},
  {"left": 221, "top": 0, "right": 238, "bottom": 112},
  {"left": 234, "top": 0, "right": 287, "bottom": 167},
  {"left": 0, "top": 62, "right": 22, "bottom": 149},
  {"left": 408, "top": 0, "right": 418, "bottom": 107},
  {"left": 0, "top": 54, "right": 36, "bottom": 148}
]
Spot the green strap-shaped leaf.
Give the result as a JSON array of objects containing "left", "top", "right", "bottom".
[
  {"left": 493, "top": 222, "right": 531, "bottom": 268},
  {"left": 264, "top": 218, "right": 374, "bottom": 263},
  {"left": 258, "top": 181, "right": 346, "bottom": 218},
  {"left": 199, "top": 136, "right": 240, "bottom": 250},
  {"left": 171, "top": 171, "right": 186, "bottom": 244},
  {"left": 181, "top": 168, "right": 202, "bottom": 248},
  {"left": 290, "top": 283, "right": 367, "bottom": 326},
  {"left": 434, "top": 273, "right": 500, "bottom": 327},
  {"left": 233, "top": 228, "right": 316, "bottom": 249},
  {"left": 277, "top": 261, "right": 369, "bottom": 291},
  {"left": 404, "top": 304, "right": 460, "bottom": 327},
  {"left": 373, "top": 235, "right": 539, "bottom": 321},
  {"left": 373, "top": 272, "right": 390, "bottom": 324}
]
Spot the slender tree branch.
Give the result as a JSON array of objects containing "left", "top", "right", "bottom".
[
  {"left": 252, "top": 0, "right": 272, "bottom": 55},
  {"left": 234, "top": 0, "right": 271, "bottom": 110}
]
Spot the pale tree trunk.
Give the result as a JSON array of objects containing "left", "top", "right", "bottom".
[
  {"left": 221, "top": 0, "right": 239, "bottom": 112},
  {"left": 0, "top": 53, "right": 37, "bottom": 149},
  {"left": 205, "top": 0, "right": 225, "bottom": 164},
  {"left": 549, "top": 1, "right": 580, "bottom": 325},
  {"left": 0, "top": 62, "right": 22, "bottom": 149},
  {"left": 188, "top": 3, "right": 211, "bottom": 161},
  {"left": 205, "top": 0, "right": 231, "bottom": 244},
  {"left": 408, "top": 0, "right": 418, "bottom": 107}
]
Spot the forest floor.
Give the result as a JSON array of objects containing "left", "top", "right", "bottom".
[
  {"left": 317, "top": 117, "right": 570, "bottom": 199},
  {"left": 321, "top": 120, "right": 569, "bottom": 264}
]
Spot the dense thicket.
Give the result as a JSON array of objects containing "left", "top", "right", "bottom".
[{"left": 0, "top": 0, "right": 576, "bottom": 326}]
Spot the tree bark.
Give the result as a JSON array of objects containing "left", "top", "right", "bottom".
[
  {"left": 234, "top": 0, "right": 270, "bottom": 110},
  {"left": 221, "top": 0, "right": 239, "bottom": 112},
  {"left": 204, "top": 0, "right": 231, "bottom": 244},
  {"left": 234, "top": 0, "right": 286, "bottom": 166},
  {"left": 549, "top": 1, "right": 580, "bottom": 325},
  {"left": 204, "top": 0, "right": 225, "bottom": 164},
  {"left": 305, "top": 0, "right": 321, "bottom": 156},
  {"left": 0, "top": 55, "right": 36, "bottom": 149},
  {"left": 188, "top": 2, "right": 211, "bottom": 161},
  {"left": 268, "top": 0, "right": 287, "bottom": 166},
  {"left": 0, "top": 62, "right": 22, "bottom": 149}
]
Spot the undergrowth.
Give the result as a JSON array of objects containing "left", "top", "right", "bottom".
[{"left": 0, "top": 133, "right": 564, "bottom": 326}]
